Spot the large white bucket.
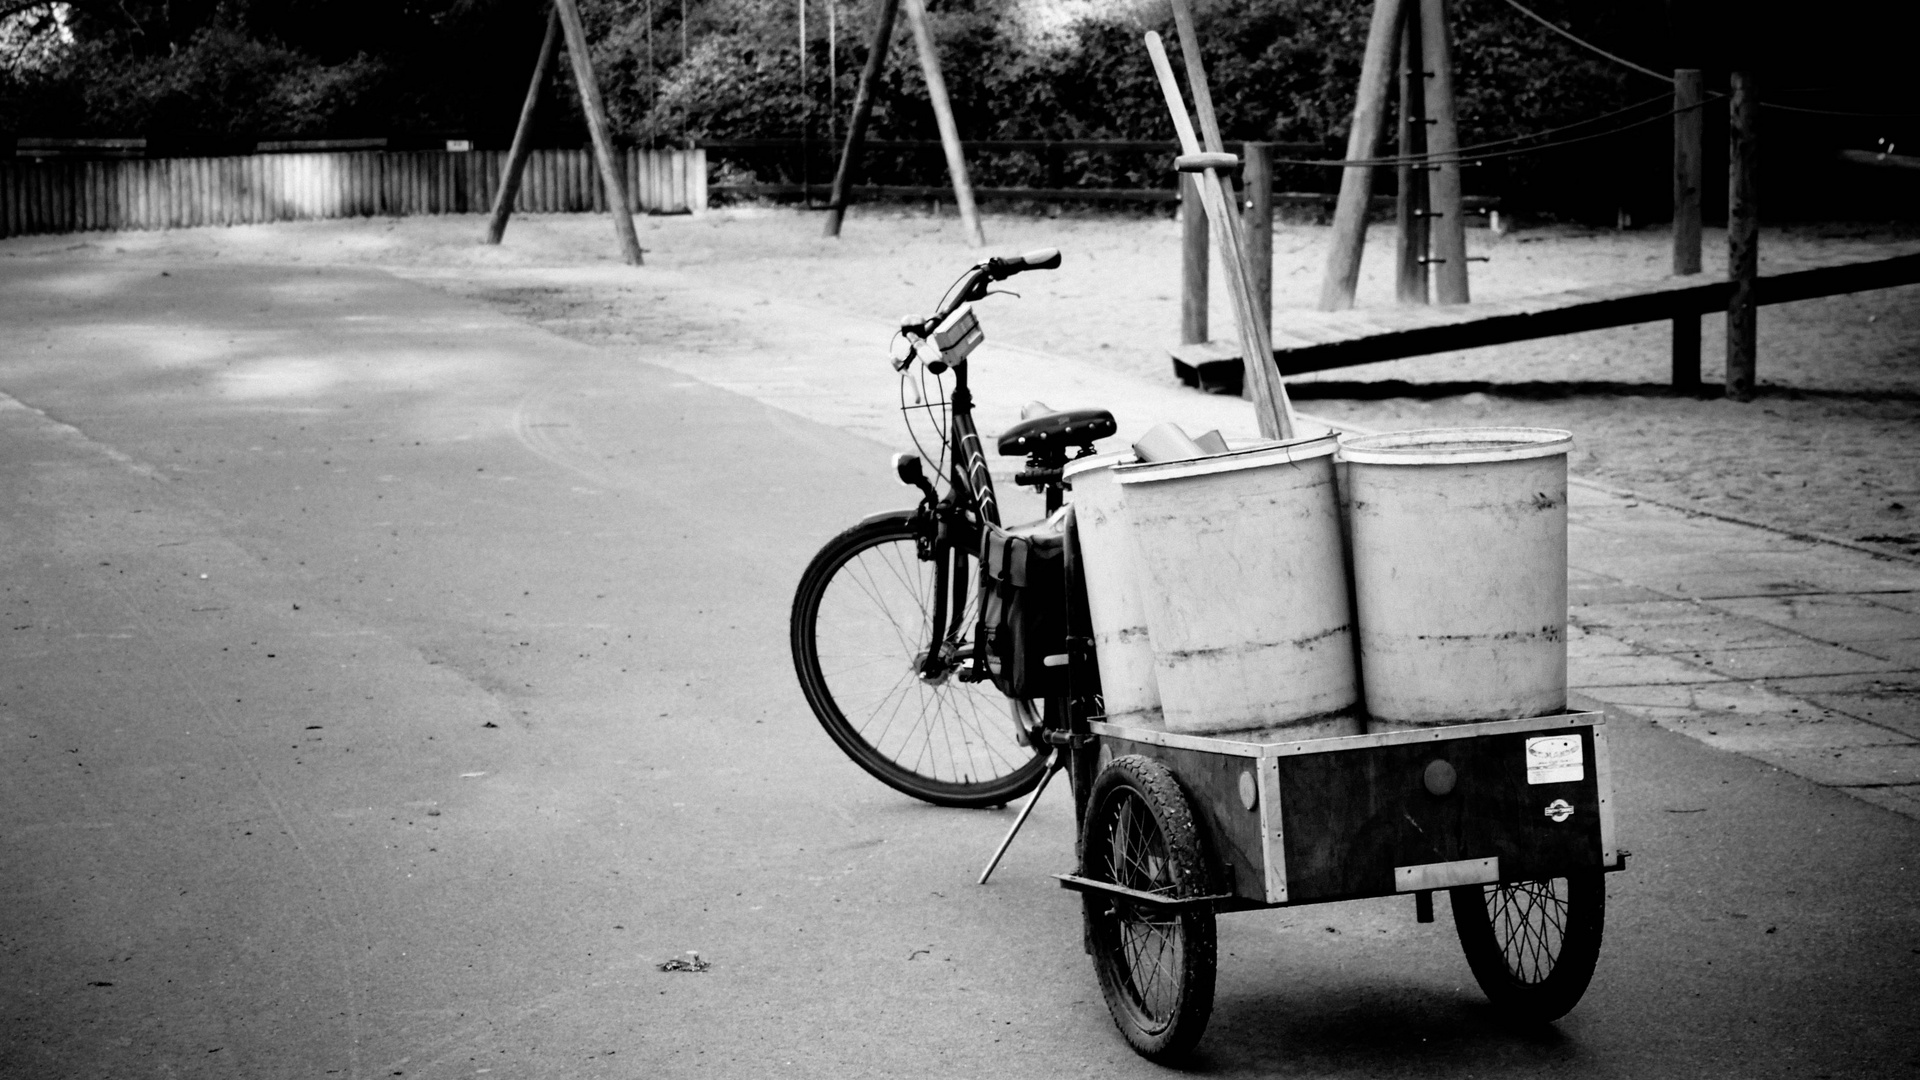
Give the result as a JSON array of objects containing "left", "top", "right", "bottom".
[
  {"left": 1063, "top": 453, "right": 1160, "bottom": 724},
  {"left": 1115, "top": 435, "right": 1361, "bottom": 737},
  {"left": 1339, "top": 428, "right": 1571, "bottom": 728}
]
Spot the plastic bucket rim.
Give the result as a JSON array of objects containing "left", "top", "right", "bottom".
[
  {"left": 1062, "top": 449, "right": 1137, "bottom": 481},
  {"left": 1114, "top": 432, "right": 1339, "bottom": 485},
  {"left": 1337, "top": 426, "right": 1572, "bottom": 466}
]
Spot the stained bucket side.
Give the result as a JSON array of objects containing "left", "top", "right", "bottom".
[
  {"left": 1063, "top": 452, "right": 1161, "bottom": 723},
  {"left": 1116, "top": 435, "right": 1361, "bottom": 737},
  {"left": 1340, "top": 428, "right": 1571, "bottom": 728}
]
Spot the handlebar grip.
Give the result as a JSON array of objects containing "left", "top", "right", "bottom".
[
  {"left": 1013, "top": 247, "right": 1062, "bottom": 270},
  {"left": 988, "top": 248, "right": 1062, "bottom": 279}
]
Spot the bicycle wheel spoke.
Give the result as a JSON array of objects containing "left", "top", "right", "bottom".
[
  {"left": 1120, "top": 920, "right": 1149, "bottom": 994},
  {"left": 864, "top": 670, "right": 925, "bottom": 755},
  {"left": 931, "top": 681, "right": 968, "bottom": 780},
  {"left": 1112, "top": 800, "right": 1138, "bottom": 884},
  {"left": 1486, "top": 879, "right": 1571, "bottom": 984},
  {"left": 1135, "top": 921, "right": 1174, "bottom": 1017},
  {"left": 840, "top": 552, "right": 924, "bottom": 656}
]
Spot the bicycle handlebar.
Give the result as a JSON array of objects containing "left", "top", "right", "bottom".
[{"left": 899, "top": 249, "right": 1062, "bottom": 338}]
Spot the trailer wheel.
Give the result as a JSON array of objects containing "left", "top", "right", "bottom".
[
  {"left": 1452, "top": 873, "right": 1605, "bottom": 1023},
  {"left": 1081, "top": 755, "right": 1217, "bottom": 1062}
]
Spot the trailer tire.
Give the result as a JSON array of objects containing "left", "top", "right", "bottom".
[
  {"left": 1452, "top": 872, "right": 1605, "bottom": 1023},
  {"left": 1081, "top": 754, "right": 1217, "bottom": 1062}
]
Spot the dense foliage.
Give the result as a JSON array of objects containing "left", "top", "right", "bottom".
[
  {"left": 2, "top": 0, "right": 1910, "bottom": 217},
  {"left": 0, "top": 0, "right": 550, "bottom": 149},
  {"left": 637, "top": 0, "right": 1661, "bottom": 214}
]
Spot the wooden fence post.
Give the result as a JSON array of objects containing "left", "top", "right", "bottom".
[
  {"left": 1319, "top": 0, "right": 1403, "bottom": 310},
  {"left": 1181, "top": 173, "right": 1208, "bottom": 344},
  {"left": 198, "top": 158, "right": 213, "bottom": 227},
  {"left": 1243, "top": 141, "right": 1273, "bottom": 339},
  {"left": 553, "top": 0, "right": 644, "bottom": 264},
  {"left": 689, "top": 147, "right": 709, "bottom": 211},
  {"left": 1420, "top": 0, "right": 1468, "bottom": 304},
  {"left": 1152, "top": 16, "right": 1296, "bottom": 438},
  {"left": 1727, "top": 69, "right": 1759, "bottom": 400},
  {"left": 1395, "top": 2, "right": 1429, "bottom": 304},
  {"left": 1671, "top": 67, "right": 1704, "bottom": 392}
]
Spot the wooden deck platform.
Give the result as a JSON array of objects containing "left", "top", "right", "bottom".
[{"left": 1171, "top": 248, "right": 1920, "bottom": 391}]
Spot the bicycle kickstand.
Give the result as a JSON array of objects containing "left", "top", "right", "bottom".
[{"left": 977, "top": 747, "right": 1069, "bottom": 885}]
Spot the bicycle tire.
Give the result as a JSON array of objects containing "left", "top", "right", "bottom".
[
  {"left": 790, "top": 516, "right": 1048, "bottom": 808},
  {"left": 1082, "top": 755, "right": 1217, "bottom": 1062},
  {"left": 1451, "top": 872, "right": 1606, "bottom": 1023}
]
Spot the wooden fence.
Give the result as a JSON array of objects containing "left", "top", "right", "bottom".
[
  {"left": 0, "top": 147, "right": 706, "bottom": 239},
  {"left": 698, "top": 137, "right": 1332, "bottom": 205}
]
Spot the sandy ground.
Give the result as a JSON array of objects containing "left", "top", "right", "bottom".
[{"left": 7, "top": 206, "right": 1916, "bottom": 556}]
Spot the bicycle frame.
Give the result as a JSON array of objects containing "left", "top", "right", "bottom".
[
  {"left": 892, "top": 248, "right": 1063, "bottom": 691},
  {"left": 913, "top": 356, "right": 995, "bottom": 683}
]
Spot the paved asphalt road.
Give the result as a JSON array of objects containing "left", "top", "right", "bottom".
[{"left": 2, "top": 259, "right": 1916, "bottom": 1078}]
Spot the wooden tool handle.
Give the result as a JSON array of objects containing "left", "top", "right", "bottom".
[{"left": 1175, "top": 152, "right": 1241, "bottom": 173}]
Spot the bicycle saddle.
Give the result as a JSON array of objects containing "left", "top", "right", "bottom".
[{"left": 996, "top": 402, "right": 1117, "bottom": 456}]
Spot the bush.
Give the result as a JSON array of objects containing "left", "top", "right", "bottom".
[
  {"left": 0, "top": 0, "right": 547, "bottom": 148},
  {"left": 66, "top": 28, "right": 384, "bottom": 144},
  {"left": 626, "top": 0, "right": 1663, "bottom": 213},
  {"left": 3, "top": 0, "right": 1908, "bottom": 219}
]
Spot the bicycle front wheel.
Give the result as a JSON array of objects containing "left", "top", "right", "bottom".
[{"left": 790, "top": 516, "right": 1048, "bottom": 808}]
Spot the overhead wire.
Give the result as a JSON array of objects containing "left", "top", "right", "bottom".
[
  {"left": 1264, "top": 90, "right": 1688, "bottom": 169},
  {"left": 1252, "top": 0, "right": 1911, "bottom": 174},
  {"left": 1757, "top": 102, "right": 1920, "bottom": 119},
  {"left": 1228, "top": 0, "right": 1701, "bottom": 170},
  {"left": 1496, "top": 0, "right": 1920, "bottom": 120},
  {"left": 1495, "top": 0, "right": 1672, "bottom": 83}
]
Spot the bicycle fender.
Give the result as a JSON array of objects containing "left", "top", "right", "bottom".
[{"left": 858, "top": 507, "right": 920, "bottom": 528}]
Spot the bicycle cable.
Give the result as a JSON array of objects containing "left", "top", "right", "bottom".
[{"left": 899, "top": 353, "right": 953, "bottom": 494}]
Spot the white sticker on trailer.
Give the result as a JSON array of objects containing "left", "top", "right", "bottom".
[{"left": 1526, "top": 735, "right": 1585, "bottom": 784}]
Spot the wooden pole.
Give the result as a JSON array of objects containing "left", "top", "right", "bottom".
[
  {"left": 1243, "top": 141, "right": 1273, "bottom": 339},
  {"left": 1168, "top": 0, "right": 1287, "bottom": 415},
  {"left": 1420, "top": 0, "right": 1468, "bottom": 304},
  {"left": 901, "top": 0, "right": 984, "bottom": 247},
  {"left": 823, "top": 0, "right": 900, "bottom": 236},
  {"left": 827, "top": 0, "right": 838, "bottom": 146},
  {"left": 1671, "top": 67, "right": 1704, "bottom": 391},
  {"left": 487, "top": 7, "right": 561, "bottom": 244},
  {"left": 1167, "top": 0, "right": 1224, "bottom": 151},
  {"left": 1319, "top": 0, "right": 1403, "bottom": 311},
  {"left": 1394, "top": 3, "right": 1429, "bottom": 304},
  {"left": 1727, "top": 69, "right": 1759, "bottom": 401},
  {"left": 1672, "top": 70, "right": 1704, "bottom": 275},
  {"left": 799, "top": 0, "right": 810, "bottom": 203},
  {"left": 1147, "top": 30, "right": 1295, "bottom": 440},
  {"left": 553, "top": 0, "right": 645, "bottom": 265},
  {"left": 1181, "top": 173, "right": 1208, "bottom": 344}
]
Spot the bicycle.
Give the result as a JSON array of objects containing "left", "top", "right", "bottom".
[{"left": 788, "top": 248, "right": 1117, "bottom": 808}]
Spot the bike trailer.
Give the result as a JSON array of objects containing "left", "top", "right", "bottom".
[{"left": 1063, "top": 710, "right": 1621, "bottom": 911}]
